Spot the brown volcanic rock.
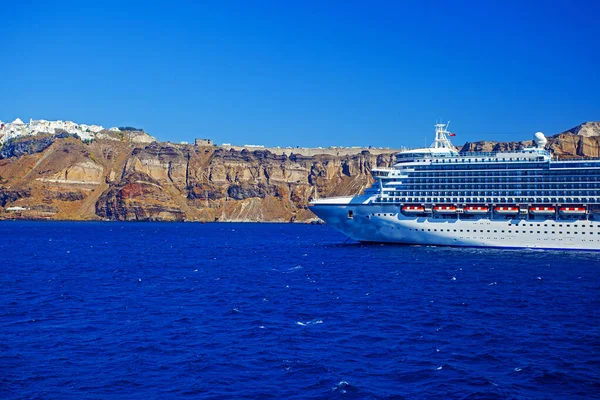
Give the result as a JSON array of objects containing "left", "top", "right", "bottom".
[
  {"left": 547, "top": 133, "right": 600, "bottom": 158},
  {"left": 562, "top": 121, "right": 600, "bottom": 138},
  {"left": 460, "top": 121, "right": 600, "bottom": 158},
  {"left": 95, "top": 172, "right": 185, "bottom": 221}
]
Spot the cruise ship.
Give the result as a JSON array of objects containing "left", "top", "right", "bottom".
[{"left": 309, "top": 123, "right": 600, "bottom": 250}]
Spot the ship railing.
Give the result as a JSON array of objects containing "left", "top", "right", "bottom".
[
  {"left": 430, "top": 156, "right": 548, "bottom": 163},
  {"left": 554, "top": 157, "right": 600, "bottom": 162}
]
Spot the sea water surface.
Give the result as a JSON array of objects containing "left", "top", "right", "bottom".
[{"left": 0, "top": 221, "right": 598, "bottom": 399}]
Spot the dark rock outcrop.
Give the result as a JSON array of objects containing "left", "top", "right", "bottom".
[
  {"left": 47, "top": 190, "right": 85, "bottom": 202},
  {"left": 0, "top": 132, "right": 78, "bottom": 159},
  {"left": 0, "top": 134, "right": 56, "bottom": 159},
  {"left": 0, "top": 189, "right": 31, "bottom": 207}
]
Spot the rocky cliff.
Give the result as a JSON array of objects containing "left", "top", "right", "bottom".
[
  {"left": 0, "top": 121, "right": 598, "bottom": 222},
  {"left": 460, "top": 122, "right": 600, "bottom": 158},
  {"left": 0, "top": 135, "right": 395, "bottom": 222}
]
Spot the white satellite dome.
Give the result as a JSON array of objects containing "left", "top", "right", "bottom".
[{"left": 534, "top": 132, "right": 547, "bottom": 149}]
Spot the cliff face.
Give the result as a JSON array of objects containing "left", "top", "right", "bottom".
[
  {"left": 0, "top": 121, "right": 597, "bottom": 222},
  {"left": 94, "top": 144, "right": 394, "bottom": 222},
  {"left": 0, "top": 136, "right": 394, "bottom": 221},
  {"left": 460, "top": 122, "right": 600, "bottom": 158}
]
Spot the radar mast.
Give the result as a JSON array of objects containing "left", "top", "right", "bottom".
[{"left": 432, "top": 122, "right": 455, "bottom": 150}]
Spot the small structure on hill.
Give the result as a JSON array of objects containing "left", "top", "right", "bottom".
[{"left": 195, "top": 138, "right": 213, "bottom": 146}]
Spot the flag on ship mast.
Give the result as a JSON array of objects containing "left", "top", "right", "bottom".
[{"left": 448, "top": 132, "right": 456, "bottom": 137}]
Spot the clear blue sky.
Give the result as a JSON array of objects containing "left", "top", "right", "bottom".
[{"left": 1, "top": 0, "right": 598, "bottom": 147}]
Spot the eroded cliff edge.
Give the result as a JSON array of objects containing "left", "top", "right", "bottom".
[
  {"left": 0, "top": 121, "right": 598, "bottom": 221},
  {"left": 0, "top": 136, "right": 394, "bottom": 221}
]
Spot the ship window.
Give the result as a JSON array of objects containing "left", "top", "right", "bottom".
[{"left": 348, "top": 210, "right": 354, "bottom": 219}]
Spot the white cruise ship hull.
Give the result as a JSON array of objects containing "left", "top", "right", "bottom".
[
  {"left": 310, "top": 123, "right": 600, "bottom": 251},
  {"left": 309, "top": 198, "right": 600, "bottom": 250}
]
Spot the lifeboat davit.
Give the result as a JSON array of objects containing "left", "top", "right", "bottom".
[
  {"left": 559, "top": 206, "right": 586, "bottom": 215},
  {"left": 529, "top": 206, "right": 555, "bottom": 215},
  {"left": 464, "top": 205, "right": 489, "bottom": 214},
  {"left": 494, "top": 206, "right": 519, "bottom": 214},
  {"left": 433, "top": 205, "right": 457, "bottom": 213},
  {"left": 402, "top": 205, "right": 425, "bottom": 214}
]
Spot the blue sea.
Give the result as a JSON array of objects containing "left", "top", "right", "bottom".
[{"left": 0, "top": 222, "right": 598, "bottom": 399}]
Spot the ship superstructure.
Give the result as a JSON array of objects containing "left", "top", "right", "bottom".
[{"left": 309, "top": 123, "right": 600, "bottom": 250}]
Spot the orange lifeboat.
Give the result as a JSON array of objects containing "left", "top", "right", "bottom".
[
  {"left": 559, "top": 206, "right": 587, "bottom": 215},
  {"left": 433, "top": 205, "right": 457, "bottom": 213},
  {"left": 402, "top": 205, "right": 425, "bottom": 214},
  {"left": 529, "top": 206, "right": 555, "bottom": 215},
  {"left": 464, "top": 205, "right": 489, "bottom": 214},
  {"left": 494, "top": 206, "right": 519, "bottom": 214}
]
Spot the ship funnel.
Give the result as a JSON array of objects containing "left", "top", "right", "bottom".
[{"left": 534, "top": 132, "right": 547, "bottom": 149}]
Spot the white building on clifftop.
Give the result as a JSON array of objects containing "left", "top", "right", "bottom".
[{"left": 0, "top": 118, "right": 156, "bottom": 144}]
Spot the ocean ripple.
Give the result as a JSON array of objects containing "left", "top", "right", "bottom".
[{"left": 0, "top": 221, "right": 598, "bottom": 399}]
